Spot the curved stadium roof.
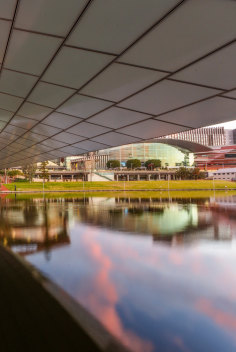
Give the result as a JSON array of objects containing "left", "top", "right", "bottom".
[
  {"left": 153, "top": 139, "right": 212, "bottom": 153},
  {"left": 0, "top": 0, "right": 235, "bottom": 167}
]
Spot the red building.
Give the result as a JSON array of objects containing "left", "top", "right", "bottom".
[{"left": 194, "top": 146, "right": 236, "bottom": 170}]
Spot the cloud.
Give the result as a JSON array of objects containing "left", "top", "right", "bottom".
[
  {"left": 77, "top": 229, "right": 154, "bottom": 352},
  {"left": 196, "top": 298, "right": 236, "bottom": 334}
]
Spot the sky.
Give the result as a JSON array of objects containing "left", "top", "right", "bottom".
[{"left": 210, "top": 120, "right": 236, "bottom": 129}]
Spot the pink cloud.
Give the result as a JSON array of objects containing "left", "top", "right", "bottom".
[
  {"left": 196, "top": 298, "right": 236, "bottom": 333},
  {"left": 77, "top": 229, "right": 154, "bottom": 352}
]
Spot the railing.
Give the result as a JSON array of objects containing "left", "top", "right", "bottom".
[{"left": 93, "top": 171, "right": 114, "bottom": 181}]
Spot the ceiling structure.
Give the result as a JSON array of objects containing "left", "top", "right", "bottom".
[{"left": 0, "top": 0, "right": 236, "bottom": 167}]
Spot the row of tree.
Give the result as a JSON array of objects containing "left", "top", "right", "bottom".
[
  {"left": 0, "top": 169, "right": 23, "bottom": 177},
  {"left": 1, "top": 161, "right": 49, "bottom": 182},
  {"left": 175, "top": 167, "right": 206, "bottom": 180},
  {"left": 23, "top": 161, "right": 49, "bottom": 181},
  {"left": 107, "top": 159, "right": 161, "bottom": 169},
  {"left": 106, "top": 160, "right": 206, "bottom": 180}
]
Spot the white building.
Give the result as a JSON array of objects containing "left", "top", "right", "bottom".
[
  {"left": 212, "top": 168, "right": 236, "bottom": 181},
  {"left": 225, "top": 130, "right": 234, "bottom": 146}
]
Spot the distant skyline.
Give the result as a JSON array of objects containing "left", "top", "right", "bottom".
[{"left": 210, "top": 120, "right": 236, "bottom": 129}]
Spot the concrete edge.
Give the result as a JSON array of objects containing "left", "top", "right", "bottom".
[
  {"left": 4, "top": 246, "right": 131, "bottom": 352},
  {"left": 0, "top": 188, "right": 236, "bottom": 194}
]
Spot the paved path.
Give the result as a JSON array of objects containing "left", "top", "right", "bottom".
[
  {"left": 0, "top": 184, "right": 8, "bottom": 191},
  {"left": 0, "top": 246, "right": 101, "bottom": 352}
]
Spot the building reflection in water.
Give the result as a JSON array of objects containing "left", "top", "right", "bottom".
[
  {"left": 0, "top": 194, "right": 236, "bottom": 352},
  {"left": 76, "top": 195, "right": 236, "bottom": 245},
  {"left": 1, "top": 195, "right": 235, "bottom": 252},
  {"left": 0, "top": 198, "right": 70, "bottom": 258}
]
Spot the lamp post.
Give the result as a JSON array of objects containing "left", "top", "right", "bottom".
[{"left": 213, "top": 175, "right": 216, "bottom": 201}]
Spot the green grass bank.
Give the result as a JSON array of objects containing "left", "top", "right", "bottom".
[{"left": 3, "top": 180, "right": 236, "bottom": 192}]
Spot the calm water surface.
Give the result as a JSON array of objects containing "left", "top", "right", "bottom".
[{"left": 1, "top": 193, "right": 236, "bottom": 352}]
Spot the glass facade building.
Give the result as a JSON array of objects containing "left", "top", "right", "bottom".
[{"left": 98, "top": 143, "right": 194, "bottom": 168}]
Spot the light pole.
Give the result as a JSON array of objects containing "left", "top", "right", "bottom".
[
  {"left": 213, "top": 175, "right": 216, "bottom": 201},
  {"left": 168, "top": 174, "right": 171, "bottom": 202}
]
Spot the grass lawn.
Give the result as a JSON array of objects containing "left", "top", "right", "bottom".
[{"left": 4, "top": 180, "right": 236, "bottom": 192}]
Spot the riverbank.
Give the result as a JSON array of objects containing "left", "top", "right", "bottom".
[{"left": 3, "top": 180, "right": 236, "bottom": 192}]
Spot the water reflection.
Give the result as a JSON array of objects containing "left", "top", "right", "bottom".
[
  {"left": 0, "top": 198, "right": 70, "bottom": 257},
  {"left": 78, "top": 196, "right": 235, "bottom": 244},
  {"left": 0, "top": 194, "right": 236, "bottom": 352}
]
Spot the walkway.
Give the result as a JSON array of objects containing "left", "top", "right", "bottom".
[{"left": 0, "top": 245, "right": 101, "bottom": 352}]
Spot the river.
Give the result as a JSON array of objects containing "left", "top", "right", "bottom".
[{"left": 1, "top": 192, "right": 236, "bottom": 352}]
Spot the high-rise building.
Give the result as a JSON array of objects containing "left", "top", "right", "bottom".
[
  {"left": 163, "top": 127, "right": 227, "bottom": 147},
  {"left": 225, "top": 129, "right": 234, "bottom": 145},
  {"left": 233, "top": 129, "right": 236, "bottom": 144}
]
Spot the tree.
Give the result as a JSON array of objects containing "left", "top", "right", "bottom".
[
  {"left": 175, "top": 167, "right": 191, "bottom": 180},
  {"left": 39, "top": 161, "right": 49, "bottom": 182},
  {"left": 175, "top": 167, "right": 206, "bottom": 180},
  {"left": 22, "top": 163, "right": 37, "bottom": 182},
  {"left": 182, "top": 154, "right": 190, "bottom": 167},
  {"left": 8, "top": 170, "right": 23, "bottom": 177},
  {"left": 190, "top": 168, "right": 206, "bottom": 180},
  {"left": 106, "top": 159, "right": 120, "bottom": 169},
  {"left": 126, "top": 159, "right": 141, "bottom": 169},
  {"left": 144, "top": 159, "right": 161, "bottom": 169}
]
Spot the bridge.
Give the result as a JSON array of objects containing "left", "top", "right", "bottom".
[{"left": 0, "top": 0, "right": 235, "bottom": 168}]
